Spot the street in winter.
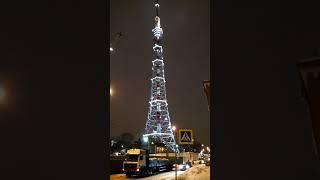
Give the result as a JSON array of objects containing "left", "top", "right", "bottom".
[{"left": 110, "top": 0, "right": 210, "bottom": 179}]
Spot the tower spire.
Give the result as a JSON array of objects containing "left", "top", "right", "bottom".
[
  {"left": 155, "top": 0, "right": 160, "bottom": 17},
  {"left": 143, "top": 0, "right": 178, "bottom": 153}
]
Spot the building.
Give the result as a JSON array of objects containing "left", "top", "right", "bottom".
[{"left": 298, "top": 57, "right": 320, "bottom": 158}]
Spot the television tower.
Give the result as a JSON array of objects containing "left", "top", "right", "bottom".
[{"left": 143, "top": 0, "right": 177, "bottom": 153}]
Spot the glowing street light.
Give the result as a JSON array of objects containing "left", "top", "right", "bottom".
[
  {"left": 172, "top": 125, "right": 176, "bottom": 131},
  {"left": 143, "top": 136, "right": 148, "bottom": 143},
  {"left": 110, "top": 88, "right": 113, "bottom": 96}
]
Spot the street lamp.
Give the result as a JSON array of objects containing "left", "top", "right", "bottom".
[
  {"left": 143, "top": 135, "right": 151, "bottom": 152},
  {"left": 110, "top": 88, "right": 113, "bottom": 96},
  {"left": 172, "top": 125, "right": 178, "bottom": 180},
  {"left": 172, "top": 126, "right": 176, "bottom": 131},
  {"left": 143, "top": 136, "right": 148, "bottom": 143}
]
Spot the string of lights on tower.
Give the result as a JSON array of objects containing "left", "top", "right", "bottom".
[{"left": 143, "top": 0, "right": 177, "bottom": 153}]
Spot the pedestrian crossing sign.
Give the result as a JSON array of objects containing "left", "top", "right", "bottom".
[{"left": 178, "top": 129, "right": 193, "bottom": 144}]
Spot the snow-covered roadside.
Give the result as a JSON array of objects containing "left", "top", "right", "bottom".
[{"left": 177, "top": 164, "right": 210, "bottom": 180}]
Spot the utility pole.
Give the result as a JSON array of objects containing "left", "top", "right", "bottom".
[
  {"left": 172, "top": 126, "right": 178, "bottom": 180},
  {"left": 175, "top": 147, "right": 177, "bottom": 180},
  {"left": 175, "top": 142, "right": 178, "bottom": 180}
]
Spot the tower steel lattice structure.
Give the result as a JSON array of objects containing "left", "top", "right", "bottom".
[{"left": 143, "top": 0, "right": 177, "bottom": 153}]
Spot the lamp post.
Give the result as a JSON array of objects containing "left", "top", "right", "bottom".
[{"left": 172, "top": 125, "right": 178, "bottom": 180}]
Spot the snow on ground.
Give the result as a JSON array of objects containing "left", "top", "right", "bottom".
[
  {"left": 177, "top": 164, "right": 210, "bottom": 180},
  {"left": 110, "top": 174, "right": 127, "bottom": 180},
  {"left": 110, "top": 164, "right": 210, "bottom": 180},
  {"left": 110, "top": 170, "right": 184, "bottom": 180}
]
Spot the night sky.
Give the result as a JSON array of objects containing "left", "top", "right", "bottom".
[{"left": 110, "top": 0, "right": 210, "bottom": 145}]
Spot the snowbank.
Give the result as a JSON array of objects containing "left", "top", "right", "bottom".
[
  {"left": 110, "top": 174, "right": 126, "bottom": 180},
  {"left": 177, "top": 164, "right": 210, "bottom": 180}
]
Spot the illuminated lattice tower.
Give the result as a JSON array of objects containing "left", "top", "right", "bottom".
[{"left": 143, "top": 0, "right": 177, "bottom": 152}]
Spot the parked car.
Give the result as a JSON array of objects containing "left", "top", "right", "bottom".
[
  {"left": 205, "top": 158, "right": 210, "bottom": 166},
  {"left": 172, "top": 163, "right": 191, "bottom": 171},
  {"left": 179, "top": 163, "right": 190, "bottom": 171}
]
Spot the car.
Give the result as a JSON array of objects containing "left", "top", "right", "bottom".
[
  {"left": 205, "top": 158, "right": 210, "bottom": 166},
  {"left": 205, "top": 160, "right": 210, "bottom": 166},
  {"left": 179, "top": 163, "right": 190, "bottom": 171}
]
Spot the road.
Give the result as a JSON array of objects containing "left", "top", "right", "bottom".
[
  {"left": 110, "top": 170, "right": 185, "bottom": 180},
  {"left": 110, "top": 164, "right": 210, "bottom": 180}
]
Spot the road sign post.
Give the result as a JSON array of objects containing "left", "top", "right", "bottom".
[{"left": 175, "top": 143, "right": 177, "bottom": 180}]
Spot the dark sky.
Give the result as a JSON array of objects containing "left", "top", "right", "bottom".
[
  {"left": 110, "top": 0, "right": 210, "bottom": 145},
  {"left": 0, "top": 1, "right": 107, "bottom": 179},
  {"left": 213, "top": 0, "right": 320, "bottom": 179}
]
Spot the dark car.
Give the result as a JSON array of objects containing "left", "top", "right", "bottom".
[
  {"left": 205, "top": 158, "right": 210, "bottom": 166},
  {"left": 205, "top": 161, "right": 210, "bottom": 166}
]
